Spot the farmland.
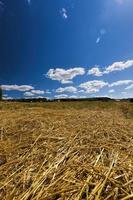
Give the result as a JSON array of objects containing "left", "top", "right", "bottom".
[{"left": 0, "top": 101, "right": 133, "bottom": 200}]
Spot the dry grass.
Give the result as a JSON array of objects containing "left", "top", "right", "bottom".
[{"left": 0, "top": 101, "right": 133, "bottom": 200}]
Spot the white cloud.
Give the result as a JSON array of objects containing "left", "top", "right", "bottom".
[
  {"left": 125, "top": 84, "right": 133, "bottom": 90},
  {"left": 96, "top": 28, "right": 106, "bottom": 44},
  {"left": 34, "top": 96, "right": 45, "bottom": 99},
  {"left": 108, "top": 89, "right": 115, "bottom": 93},
  {"left": 77, "top": 90, "right": 85, "bottom": 93},
  {"left": 88, "top": 67, "right": 102, "bottom": 76},
  {"left": 24, "top": 92, "right": 35, "bottom": 97},
  {"left": 55, "top": 94, "right": 68, "bottom": 99},
  {"left": 79, "top": 80, "right": 108, "bottom": 94},
  {"left": 79, "top": 95, "right": 87, "bottom": 99},
  {"left": 55, "top": 94, "right": 87, "bottom": 99},
  {"left": 68, "top": 95, "right": 87, "bottom": 99},
  {"left": 3, "top": 96, "right": 13, "bottom": 100},
  {"left": 2, "top": 94, "right": 8, "bottom": 97},
  {"left": 45, "top": 97, "right": 52, "bottom": 100},
  {"left": 1, "top": 85, "right": 34, "bottom": 91},
  {"left": 2, "top": 94, "right": 13, "bottom": 100},
  {"left": 24, "top": 90, "right": 46, "bottom": 97},
  {"left": 88, "top": 66, "right": 103, "bottom": 76},
  {"left": 68, "top": 95, "right": 78, "bottom": 99},
  {"left": 96, "top": 37, "right": 100, "bottom": 44},
  {"left": 56, "top": 86, "right": 77, "bottom": 93},
  {"left": 24, "top": 96, "right": 48, "bottom": 100},
  {"left": 109, "top": 80, "right": 133, "bottom": 87},
  {"left": 31, "top": 90, "right": 45, "bottom": 95},
  {"left": 104, "top": 60, "right": 133, "bottom": 74},
  {"left": 46, "top": 67, "right": 85, "bottom": 84},
  {"left": 45, "top": 90, "right": 51, "bottom": 94},
  {"left": 60, "top": 8, "right": 68, "bottom": 19},
  {"left": 56, "top": 93, "right": 88, "bottom": 99},
  {"left": 88, "top": 60, "right": 133, "bottom": 76}
]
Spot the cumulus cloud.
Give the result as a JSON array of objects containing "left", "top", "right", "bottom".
[
  {"left": 45, "top": 90, "right": 51, "bottom": 94},
  {"left": 88, "top": 66, "right": 103, "bottom": 76},
  {"left": 24, "top": 96, "right": 48, "bottom": 99},
  {"left": 31, "top": 90, "right": 45, "bottom": 95},
  {"left": 54, "top": 94, "right": 87, "bottom": 99},
  {"left": 79, "top": 95, "right": 87, "bottom": 99},
  {"left": 104, "top": 60, "right": 133, "bottom": 74},
  {"left": 1, "top": 85, "right": 34, "bottom": 91},
  {"left": 68, "top": 95, "right": 87, "bottom": 99},
  {"left": 88, "top": 60, "right": 133, "bottom": 76},
  {"left": 79, "top": 80, "right": 108, "bottom": 94},
  {"left": 109, "top": 80, "right": 133, "bottom": 87},
  {"left": 2, "top": 94, "right": 13, "bottom": 100},
  {"left": 3, "top": 96, "right": 13, "bottom": 100},
  {"left": 24, "top": 90, "right": 45, "bottom": 97},
  {"left": 46, "top": 67, "right": 85, "bottom": 84},
  {"left": 77, "top": 90, "right": 85, "bottom": 93},
  {"left": 125, "top": 84, "right": 133, "bottom": 90},
  {"left": 56, "top": 86, "right": 77, "bottom": 93},
  {"left": 68, "top": 95, "right": 78, "bottom": 99},
  {"left": 24, "top": 92, "right": 35, "bottom": 97},
  {"left": 55, "top": 94, "right": 68, "bottom": 99},
  {"left": 33, "top": 96, "right": 45, "bottom": 99}
]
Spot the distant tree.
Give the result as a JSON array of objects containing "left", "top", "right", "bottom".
[{"left": 0, "top": 86, "right": 2, "bottom": 100}]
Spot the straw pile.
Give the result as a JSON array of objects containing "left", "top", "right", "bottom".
[{"left": 0, "top": 101, "right": 133, "bottom": 200}]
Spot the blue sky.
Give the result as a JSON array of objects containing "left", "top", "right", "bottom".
[{"left": 0, "top": 0, "right": 133, "bottom": 99}]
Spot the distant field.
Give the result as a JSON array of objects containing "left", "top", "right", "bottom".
[{"left": 0, "top": 101, "right": 133, "bottom": 200}]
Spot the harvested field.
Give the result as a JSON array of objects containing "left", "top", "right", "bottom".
[{"left": 0, "top": 101, "right": 133, "bottom": 200}]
